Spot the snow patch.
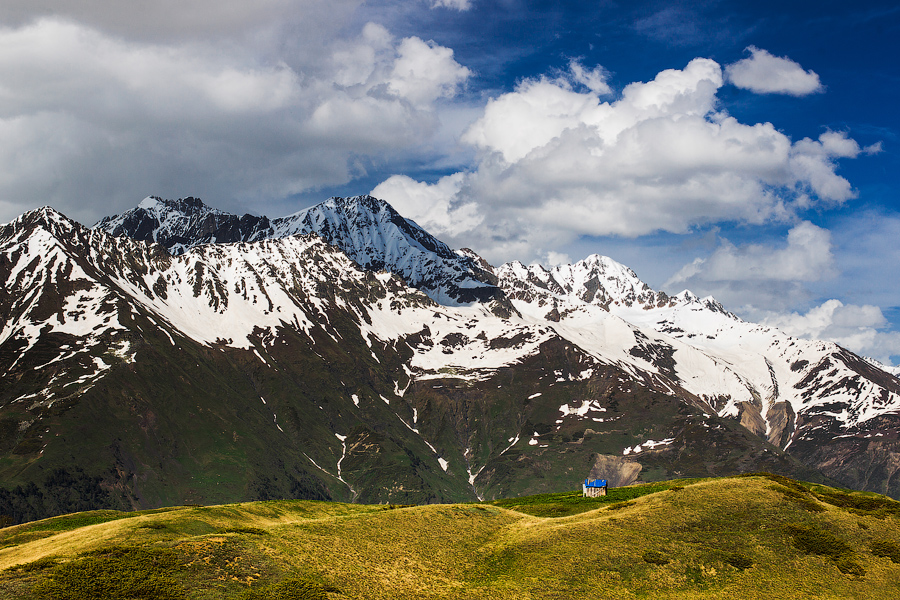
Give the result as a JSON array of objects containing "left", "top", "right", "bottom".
[
  {"left": 559, "top": 400, "right": 605, "bottom": 417},
  {"left": 623, "top": 438, "right": 675, "bottom": 455}
]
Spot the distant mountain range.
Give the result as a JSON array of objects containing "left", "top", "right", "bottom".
[{"left": 2, "top": 195, "right": 899, "bottom": 523}]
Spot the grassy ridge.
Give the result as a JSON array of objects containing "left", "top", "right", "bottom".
[
  {"left": 489, "top": 478, "right": 698, "bottom": 517},
  {"left": 1, "top": 475, "right": 900, "bottom": 599}
]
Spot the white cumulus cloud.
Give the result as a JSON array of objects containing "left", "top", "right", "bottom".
[
  {"left": 387, "top": 35, "right": 472, "bottom": 107},
  {"left": 374, "top": 57, "right": 866, "bottom": 265},
  {"left": 370, "top": 173, "right": 481, "bottom": 237},
  {"left": 725, "top": 46, "right": 823, "bottom": 96},
  {"left": 567, "top": 60, "right": 612, "bottom": 95}
]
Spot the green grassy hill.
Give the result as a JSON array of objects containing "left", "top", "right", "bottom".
[{"left": 2, "top": 474, "right": 900, "bottom": 599}]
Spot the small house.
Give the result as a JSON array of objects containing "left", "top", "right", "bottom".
[{"left": 582, "top": 478, "right": 608, "bottom": 497}]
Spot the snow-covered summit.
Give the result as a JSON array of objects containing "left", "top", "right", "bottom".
[
  {"left": 267, "top": 195, "right": 501, "bottom": 305},
  {"left": 94, "top": 195, "right": 503, "bottom": 307},
  {"left": 496, "top": 253, "right": 671, "bottom": 323},
  {"left": 94, "top": 196, "right": 272, "bottom": 254},
  {"left": 271, "top": 195, "right": 457, "bottom": 260},
  {"left": 493, "top": 248, "right": 900, "bottom": 441}
]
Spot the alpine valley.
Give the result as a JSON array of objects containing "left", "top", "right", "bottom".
[{"left": 2, "top": 195, "right": 900, "bottom": 523}]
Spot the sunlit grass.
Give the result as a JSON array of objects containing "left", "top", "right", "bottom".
[{"left": 1, "top": 475, "right": 899, "bottom": 599}]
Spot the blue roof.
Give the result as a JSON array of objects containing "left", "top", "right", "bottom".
[{"left": 584, "top": 478, "right": 607, "bottom": 488}]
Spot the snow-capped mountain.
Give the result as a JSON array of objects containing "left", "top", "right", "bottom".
[
  {"left": 2, "top": 196, "right": 900, "bottom": 522},
  {"left": 95, "top": 195, "right": 504, "bottom": 307},
  {"left": 493, "top": 258, "right": 900, "bottom": 452}
]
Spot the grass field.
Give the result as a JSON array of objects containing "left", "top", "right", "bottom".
[{"left": 1, "top": 474, "right": 899, "bottom": 599}]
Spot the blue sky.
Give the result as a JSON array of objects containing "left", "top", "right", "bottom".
[{"left": 0, "top": 0, "right": 898, "bottom": 363}]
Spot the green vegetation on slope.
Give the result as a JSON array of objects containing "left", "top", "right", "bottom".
[{"left": 1, "top": 475, "right": 900, "bottom": 599}]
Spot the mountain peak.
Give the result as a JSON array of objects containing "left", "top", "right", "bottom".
[
  {"left": 15, "top": 205, "right": 66, "bottom": 223},
  {"left": 2, "top": 206, "right": 78, "bottom": 242},
  {"left": 136, "top": 195, "right": 209, "bottom": 214},
  {"left": 277, "top": 195, "right": 502, "bottom": 306},
  {"left": 283, "top": 194, "right": 457, "bottom": 262},
  {"left": 94, "top": 196, "right": 271, "bottom": 254},
  {"left": 94, "top": 194, "right": 504, "bottom": 307},
  {"left": 329, "top": 194, "right": 389, "bottom": 213},
  {"left": 497, "top": 252, "right": 663, "bottom": 313}
]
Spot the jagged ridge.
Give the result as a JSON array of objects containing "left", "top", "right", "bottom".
[
  {"left": 87, "top": 196, "right": 900, "bottom": 485},
  {"left": 2, "top": 197, "right": 900, "bottom": 521},
  {"left": 94, "top": 195, "right": 505, "bottom": 307}
]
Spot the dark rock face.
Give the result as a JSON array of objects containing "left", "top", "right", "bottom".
[
  {"left": 94, "top": 196, "right": 273, "bottom": 250},
  {"left": 788, "top": 414, "right": 900, "bottom": 500}
]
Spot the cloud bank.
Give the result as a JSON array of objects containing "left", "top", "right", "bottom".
[
  {"left": 0, "top": 17, "right": 469, "bottom": 224},
  {"left": 0, "top": 0, "right": 363, "bottom": 42},
  {"left": 374, "top": 56, "right": 865, "bottom": 264},
  {"left": 665, "top": 221, "right": 836, "bottom": 310},
  {"left": 666, "top": 213, "right": 900, "bottom": 365},
  {"left": 762, "top": 301, "right": 900, "bottom": 367}
]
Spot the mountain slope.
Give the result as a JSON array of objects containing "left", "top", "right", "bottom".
[
  {"left": 496, "top": 256, "right": 900, "bottom": 432},
  {"left": 1, "top": 206, "right": 837, "bottom": 522},
  {"left": 4, "top": 196, "right": 900, "bottom": 522},
  {"left": 494, "top": 257, "right": 900, "bottom": 496},
  {"left": 1, "top": 207, "right": 463, "bottom": 514}
]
